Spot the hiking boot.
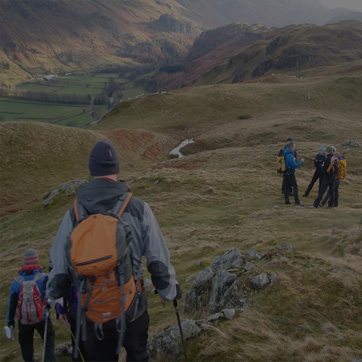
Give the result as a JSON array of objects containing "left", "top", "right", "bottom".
[
  {"left": 327, "top": 206, "right": 334, "bottom": 209},
  {"left": 295, "top": 203, "right": 304, "bottom": 207},
  {"left": 302, "top": 193, "right": 308, "bottom": 197},
  {"left": 319, "top": 203, "right": 324, "bottom": 207},
  {"left": 309, "top": 205, "right": 317, "bottom": 209},
  {"left": 285, "top": 201, "right": 292, "bottom": 204}
]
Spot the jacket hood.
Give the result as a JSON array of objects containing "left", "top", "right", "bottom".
[{"left": 76, "top": 178, "right": 130, "bottom": 214}]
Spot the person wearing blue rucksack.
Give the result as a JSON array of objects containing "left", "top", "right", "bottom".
[{"left": 7, "top": 249, "right": 55, "bottom": 362}]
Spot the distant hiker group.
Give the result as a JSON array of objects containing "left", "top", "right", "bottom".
[
  {"left": 277, "top": 138, "right": 347, "bottom": 208},
  {"left": 7, "top": 141, "right": 181, "bottom": 362}
]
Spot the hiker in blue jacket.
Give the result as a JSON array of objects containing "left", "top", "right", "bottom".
[
  {"left": 282, "top": 137, "right": 297, "bottom": 197},
  {"left": 7, "top": 249, "right": 55, "bottom": 362},
  {"left": 284, "top": 141, "right": 305, "bottom": 206},
  {"left": 47, "top": 140, "right": 181, "bottom": 362}
]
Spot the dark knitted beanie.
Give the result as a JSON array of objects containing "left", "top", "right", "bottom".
[
  {"left": 23, "top": 248, "right": 39, "bottom": 265},
  {"left": 88, "top": 141, "right": 120, "bottom": 176}
]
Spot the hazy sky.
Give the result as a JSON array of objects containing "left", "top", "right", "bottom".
[{"left": 319, "top": 0, "right": 362, "bottom": 12}]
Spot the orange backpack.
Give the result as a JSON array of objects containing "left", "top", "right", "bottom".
[{"left": 67, "top": 192, "right": 139, "bottom": 357}]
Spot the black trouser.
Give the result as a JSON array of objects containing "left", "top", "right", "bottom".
[
  {"left": 285, "top": 173, "right": 300, "bottom": 204},
  {"left": 304, "top": 169, "right": 323, "bottom": 196},
  {"left": 321, "top": 182, "right": 340, "bottom": 207},
  {"left": 282, "top": 173, "right": 293, "bottom": 195},
  {"left": 84, "top": 310, "right": 149, "bottom": 361},
  {"left": 313, "top": 177, "right": 335, "bottom": 208},
  {"left": 18, "top": 318, "right": 55, "bottom": 362}
]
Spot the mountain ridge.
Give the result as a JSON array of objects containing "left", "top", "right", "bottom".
[{"left": 0, "top": 0, "right": 351, "bottom": 86}]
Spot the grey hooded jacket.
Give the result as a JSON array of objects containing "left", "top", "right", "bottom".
[{"left": 47, "top": 178, "right": 178, "bottom": 320}]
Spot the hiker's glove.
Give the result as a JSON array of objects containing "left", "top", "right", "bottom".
[
  {"left": 46, "top": 298, "right": 56, "bottom": 310},
  {"left": 7, "top": 320, "right": 15, "bottom": 328},
  {"left": 55, "top": 302, "right": 65, "bottom": 318},
  {"left": 175, "top": 283, "right": 182, "bottom": 300}
]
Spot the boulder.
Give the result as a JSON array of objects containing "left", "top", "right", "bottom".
[
  {"left": 148, "top": 319, "right": 201, "bottom": 359},
  {"left": 183, "top": 249, "right": 245, "bottom": 313},
  {"left": 209, "top": 270, "right": 237, "bottom": 314},
  {"left": 250, "top": 273, "right": 270, "bottom": 290},
  {"left": 245, "top": 250, "right": 262, "bottom": 261},
  {"left": 341, "top": 140, "right": 361, "bottom": 148}
]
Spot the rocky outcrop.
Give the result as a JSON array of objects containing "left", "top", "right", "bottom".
[
  {"left": 341, "top": 140, "right": 361, "bottom": 148},
  {"left": 150, "top": 245, "right": 290, "bottom": 360},
  {"left": 42, "top": 179, "right": 88, "bottom": 208},
  {"left": 148, "top": 14, "right": 194, "bottom": 33},
  {"left": 147, "top": 309, "right": 237, "bottom": 360}
]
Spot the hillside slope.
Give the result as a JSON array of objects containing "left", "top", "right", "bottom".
[
  {"left": 192, "top": 21, "right": 362, "bottom": 86},
  {"left": 0, "top": 122, "right": 176, "bottom": 215},
  {"left": 0, "top": 0, "right": 340, "bottom": 86}
]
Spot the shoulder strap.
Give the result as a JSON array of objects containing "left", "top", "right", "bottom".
[
  {"left": 73, "top": 199, "right": 88, "bottom": 222},
  {"left": 112, "top": 192, "right": 133, "bottom": 218}
]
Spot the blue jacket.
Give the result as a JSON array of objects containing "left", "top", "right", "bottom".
[
  {"left": 7, "top": 265, "right": 48, "bottom": 323},
  {"left": 284, "top": 147, "right": 302, "bottom": 175}
]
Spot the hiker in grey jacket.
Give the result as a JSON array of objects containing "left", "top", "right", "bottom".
[{"left": 47, "top": 140, "right": 181, "bottom": 361}]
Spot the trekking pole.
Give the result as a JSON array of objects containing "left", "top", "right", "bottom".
[
  {"left": 41, "top": 309, "right": 50, "bottom": 362},
  {"left": 61, "top": 315, "right": 85, "bottom": 362},
  {"left": 173, "top": 299, "right": 189, "bottom": 362}
]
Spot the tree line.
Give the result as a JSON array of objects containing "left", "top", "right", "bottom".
[{"left": 0, "top": 88, "right": 91, "bottom": 105}]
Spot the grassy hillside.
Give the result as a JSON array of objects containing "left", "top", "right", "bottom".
[
  {"left": 0, "top": 122, "right": 176, "bottom": 216},
  {"left": 96, "top": 72, "right": 362, "bottom": 144},
  {"left": 0, "top": 68, "right": 361, "bottom": 361}
]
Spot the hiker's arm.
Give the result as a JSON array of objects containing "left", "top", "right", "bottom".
[
  {"left": 7, "top": 281, "right": 19, "bottom": 325},
  {"left": 142, "top": 203, "right": 178, "bottom": 301},
  {"left": 47, "top": 211, "right": 72, "bottom": 299},
  {"left": 286, "top": 154, "right": 302, "bottom": 170}
]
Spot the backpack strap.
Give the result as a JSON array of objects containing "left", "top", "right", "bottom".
[
  {"left": 112, "top": 192, "right": 133, "bottom": 218},
  {"left": 73, "top": 199, "right": 88, "bottom": 222}
]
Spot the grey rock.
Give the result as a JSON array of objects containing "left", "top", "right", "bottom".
[
  {"left": 222, "top": 308, "right": 236, "bottom": 320},
  {"left": 321, "top": 346, "right": 331, "bottom": 353},
  {"left": 54, "top": 341, "right": 72, "bottom": 357},
  {"left": 245, "top": 250, "right": 262, "bottom": 262},
  {"left": 210, "top": 248, "right": 245, "bottom": 272},
  {"left": 183, "top": 249, "right": 245, "bottom": 313},
  {"left": 275, "top": 243, "right": 293, "bottom": 251},
  {"left": 221, "top": 278, "right": 248, "bottom": 310},
  {"left": 251, "top": 273, "right": 270, "bottom": 290},
  {"left": 209, "top": 271, "right": 237, "bottom": 314},
  {"left": 349, "top": 140, "right": 361, "bottom": 148},
  {"left": 42, "top": 179, "right": 87, "bottom": 209},
  {"left": 183, "top": 267, "right": 215, "bottom": 313},
  {"left": 128, "top": 163, "right": 136, "bottom": 168},
  {"left": 207, "top": 312, "right": 224, "bottom": 323},
  {"left": 148, "top": 319, "right": 201, "bottom": 359},
  {"left": 350, "top": 358, "right": 362, "bottom": 362},
  {"left": 341, "top": 140, "right": 361, "bottom": 148},
  {"left": 232, "top": 163, "right": 238, "bottom": 167},
  {"left": 269, "top": 272, "right": 278, "bottom": 284}
]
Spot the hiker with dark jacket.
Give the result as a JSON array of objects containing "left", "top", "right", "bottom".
[
  {"left": 320, "top": 153, "right": 345, "bottom": 207},
  {"left": 284, "top": 141, "right": 305, "bottom": 206},
  {"left": 310, "top": 146, "right": 339, "bottom": 209},
  {"left": 303, "top": 145, "right": 326, "bottom": 197},
  {"left": 7, "top": 249, "right": 55, "bottom": 362},
  {"left": 47, "top": 140, "right": 181, "bottom": 362}
]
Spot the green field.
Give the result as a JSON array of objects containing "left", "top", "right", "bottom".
[{"left": 0, "top": 72, "right": 147, "bottom": 127}]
